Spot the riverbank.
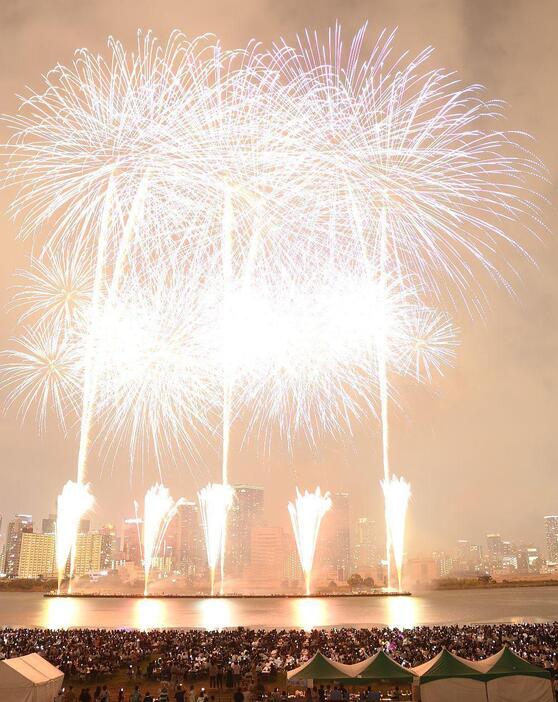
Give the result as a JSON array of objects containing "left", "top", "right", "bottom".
[
  {"left": 45, "top": 590, "right": 411, "bottom": 599},
  {"left": 434, "top": 578, "right": 558, "bottom": 590}
]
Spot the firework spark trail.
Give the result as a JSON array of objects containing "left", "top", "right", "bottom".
[
  {"left": 198, "top": 483, "right": 235, "bottom": 596},
  {"left": 142, "top": 484, "right": 185, "bottom": 596},
  {"left": 288, "top": 487, "right": 332, "bottom": 595},
  {"left": 55, "top": 480, "right": 94, "bottom": 594},
  {"left": 381, "top": 475, "right": 411, "bottom": 592},
  {"left": 376, "top": 207, "right": 393, "bottom": 590}
]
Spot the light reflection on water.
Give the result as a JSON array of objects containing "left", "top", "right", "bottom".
[
  {"left": 294, "top": 598, "right": 328, "bottom": 630},
  {"left": 3, "top": 587, "right": 558, "bottom": 630},
  {"left": 197, "top": 598, "right": 233, "bottom": 630},
  {"left": 44, "top": 596, "right": 79, "bottom": 629},
  {"left": 133, "top": 598, "right": 170, "bottom": 630},
  {"left": 385, "top": 596, "right": 417, "bottom": 630}
]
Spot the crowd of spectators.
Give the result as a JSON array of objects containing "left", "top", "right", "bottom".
[{"left": 1, "top": 623, "right": 558, "bottom": 686}]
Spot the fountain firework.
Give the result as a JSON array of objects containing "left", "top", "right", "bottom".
[
  {"left": 142, "top": 484, "right": 185, "bottom": 596},
  {"left": 381, "top": 475, "right": 412, "bottom": 592},
  {"left": 55, "top": 480, "right": 94, "bottom": 594},
  {"left": 288, "top": 487, "right": 332, "bottom": 595},
  {"left": 198, "top": 483, "right": 235, "bottom": 596}
]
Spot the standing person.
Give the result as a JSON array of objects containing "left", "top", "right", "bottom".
[
  {"left": 209, "top": 661, "right": 217, "bottom": 689},
  {"left": 130, "top": 686, "right": 141, "bottom": 702},
  {"left": 100, "top": 685, "right": 110, "bottom": 702},
  {"left": 159, "top": 685, "right": 170, "bottom": 702},
  {"left": 143, "top": 693, "right": 153, "bottom": 702},
  {"left": 94, "top": 687, "right": 102, "bottom": 702},
  {"left": 65, "top": 686, "right": 77, "bottom": 702},
  {"left": 118, "top": 690, "right": 125, "bottom": 702},
  {"left": 226, "top": 667, "right": 234, "bottom": 689},
  {"left": 188, "top": 685, "right": 196, "bottom": 702},
  {"left": 175, "top": 684, "right": 186, "bottom": 702},
  {"left": 216, "top": 665, "right": 224, "bottom": 689},
  {"left": 233, "top": 688, "right": 244, "bottom": 702}
]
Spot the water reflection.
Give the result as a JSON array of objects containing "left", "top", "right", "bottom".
[
  {"left": 294, "top": 598, "right": 328, "bottom": 630},
  {"left": 385, "top": 596, "right": 417, "bottom": 629},
  {"left": 197, "top": 597, "right": 233, "bottom": 630},
  {"left": 133, "top": 597, "right": 169, "bottom": 629},
  {"left": 44, "top": 596, "right": 79, "bottom": 629}
]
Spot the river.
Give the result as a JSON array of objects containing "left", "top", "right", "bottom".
[{"left": 1, "top": 587, "right": 558, "bottom": 630}]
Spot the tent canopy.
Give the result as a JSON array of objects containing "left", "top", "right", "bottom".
[
  {"left": 287, "top": 652, "right": 353, "bottom": 681},
  {"left": 412, "top": 649, "right": 487, "bottom": 683},
  {"left": 471, "top": 646, "right": 551, "bottom": 680},
  {"left": 344, "top": 650, "right": 414, "bottom": 684},
  {"left": 0, "top": 653, "right": 64, "bottom": 702}
]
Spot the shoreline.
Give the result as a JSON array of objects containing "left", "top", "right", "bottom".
[{"left": 43, "top": 591, "right": 412, "bottom": 599}]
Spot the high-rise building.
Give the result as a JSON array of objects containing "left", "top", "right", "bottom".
[
  {"left": 247, "top": 526, "right": 289, "bottom": 588},
  {"left": 353, "top": 517, "right": 378, "bottom": 573},
  {"left": 5, "top": 515, "right": 33, "bottom": 577},
  {"left": 432, "top": 551, "right": 453, "bottom": 577},
  {"left": 73, "top": 533, "right": 108, "bottom": 576},
  {"left": 41, "top": 515, "right": 57, "bottom": 535},
  {"left": 122, "top": 519, "right": 143, "bottom": 565},
  {"left": 174, "top": 501, "right": 205, "bottom": 577},
  {"left": 544, "top": 516, "right": 558, "bottom": 563},
  {"left": 98, "top": 524, "right": 119, "bottom": 569},
  {"left": 318, "top": 492, "right": 350, "bottom": 582},
  {"left": 228, "top": 485, "right": 264, "bottom": 576},
  {"left": 486, "top": 533, "right": 504, "bottom": 570},
  {"left": 78, "top": 518, "right": 90, "bottom": 535},
  {"left": 17, "top": 533, "right": 56, "bottom": 578}
]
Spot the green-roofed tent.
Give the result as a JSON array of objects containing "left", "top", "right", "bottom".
[
  {"left": 287, "top": 652, "right": 353, "bottom": 685},
  {"left": 471, "top": 647, "right": 553, "bottom": 702},
  {"left": 342, "top": 650, "right": 414, "bottom": 685},
  {"left": 411, "top": 649, "right": 488, "bottom": 702}
]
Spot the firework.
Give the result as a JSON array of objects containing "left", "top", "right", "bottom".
[
  {"left": 142, "top": 484, "right": 185, "bottom": 596},
  {"left": 0, "top": 26, "right": 542, "bottom": 603},
  {"left": 381, "top": 475, "right": 411, "bottom": 592},
  {"left": 55, "top": 480, "right": 94, "bottom": 594},
  {"left": 198, "top": 483, "right": 235, "bottom": 595},
  {"left": 288, "top": 487, "right": 332, "bottom": 595}
]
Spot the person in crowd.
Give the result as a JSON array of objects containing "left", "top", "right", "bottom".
[
  {"left": 130, "top": 686, "right": 141, "bottom": 702},
  {"left": 175, "top": 684, "right": 186, "bottom": 702},
  {"left": 159, "top": 684, "right": 170, "bottom": 702},
  {"left": 142, "top": 692, "right": 153, "bottom": 702}
]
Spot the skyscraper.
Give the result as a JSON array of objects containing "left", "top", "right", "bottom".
[
  {"left": 98, "top": 524, "right": 119, "bottom": 568},
  {"left": 5, "top": 514, "right": 33, "bottom": 577},
  {"left": 544, "top": 516, "right": 558, "bottom": 563},
  {"left": 42, "top": 514, "right": 57, "bottom": 534},
  {"left": 353, "top": 517, "right": 378, "bottom": 573},
  {"left": 174, "top": 501, "right": 205, "bottom": 577},
  {"left": 319, "top": 492, "right": 350, "bottom": 581},
  {"left": 486, "top": 533, "right": 504, "bottom": 570},
  {"left": 228, "top": 485, "right": 264, "bottom": 576},
  {"left": 122, "top": 518, "right": 143, "bottom": 565}
]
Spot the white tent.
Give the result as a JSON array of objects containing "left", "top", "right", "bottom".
[
  {"left": 470, "top": 647, "right": 553, "bottom": 702},
  {"left": 0, "top": 653, "right": 64, "bottom": 702},
  {"left": 411, "top": 649, "right": 488, "bottom": 702}
]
